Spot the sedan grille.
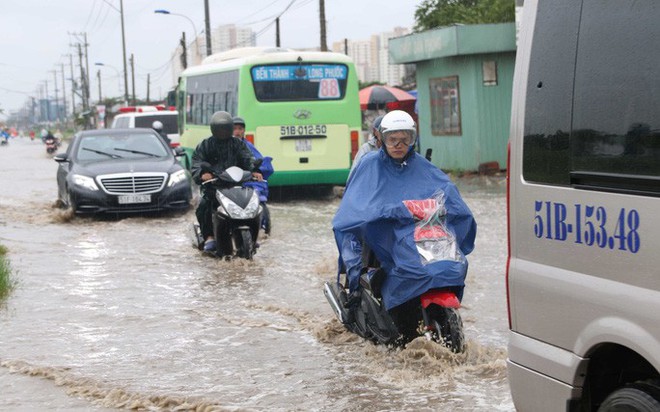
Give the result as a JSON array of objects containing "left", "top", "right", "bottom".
[{"left": 97, "top": 172, "right": 167, "bottom": 194}]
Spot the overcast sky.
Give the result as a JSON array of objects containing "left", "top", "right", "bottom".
[{"left": 0, "top": 0, "right": 421, "bottom": 114}]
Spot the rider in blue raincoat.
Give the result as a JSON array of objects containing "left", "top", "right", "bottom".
[
  {"left": 233, "top": 116, "right": 274, "bottom": 233},
  {"left": 332, "top": 110, "right": 477, "bottom": 312}
]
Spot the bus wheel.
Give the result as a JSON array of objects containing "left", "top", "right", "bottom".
[{"left": 598, "top": 380, "right": 660, "bottom": 412}]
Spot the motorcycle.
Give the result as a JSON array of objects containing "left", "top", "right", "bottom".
[
  {"left": 190, "top": 166, "right": 263, "bottom": 260},
  {"left": 45, "top": 137, "right": 58, "bottom": 154},
  {"left": 324, "top": 196, "right": 466, "bottom": 352}
]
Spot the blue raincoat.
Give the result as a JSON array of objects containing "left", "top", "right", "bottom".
[
  {"left": 243, "top": 140, "right": 274, "bottom": 202},
  {"left": 332, "top": 148, "right": 477, "bottom": 310}
]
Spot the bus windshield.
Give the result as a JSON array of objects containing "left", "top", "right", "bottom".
[{"left": 251, "top": 63, "right": 348, "bottom": 102}]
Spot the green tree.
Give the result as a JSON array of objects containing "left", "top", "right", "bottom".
[{"left": 414, "top": 0, "right": 515, "bottom": 31}]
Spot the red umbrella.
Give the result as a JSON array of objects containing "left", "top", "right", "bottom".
[{"left": 359, "top": 85, "right": 416, "bottom": 111}]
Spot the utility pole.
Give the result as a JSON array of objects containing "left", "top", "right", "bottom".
[
  {"left": 180, "top": 32, "right": 188, "bottom": 69},
  {"left": 146, "top": 73, "right": 150, "bottom": 103},
  {"left": 82, "top": 32, "right": 91, "bottom": 104},
  {"left": 120, "top": 0, "right": 129, "bottom": 105},
  {"left": 44, "top": 80, "right": 50, "bottom": 122},
  {"left": 78, "top": 43, "right": 90, "bottom": 128},
  {"left": 52, "top": 70, "right": 59, "bottom": 122},
  {"left": 97, "top": 70, "right": 102, "bottom": 102},
  {"left": 60, "top": 64, "right": 67, "bottom": 121},
  {"left": 71, "top": 32, "right": 92, "bottom": 109},
  {"left": 130, "top": 53, "right": 136, "bottom": 105},
  {"left": 319, "top": 0, "right": 328, "bottom": 51},
  {"left": 344, "top": 38, "right": 348, "bottom": 55},
  {"left": 204, "top": 0, "right": 212, "bottom": 56},
  {"left": 68, "top": 54, "right": 76, "bottom": 116},
  {"left": 276, "top": 17, "right": 281, "bottom": 47}
]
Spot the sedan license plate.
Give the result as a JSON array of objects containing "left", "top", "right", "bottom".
[
  {"left": 295, "top": 139, "right": 312, "bottom": 152},
  {"left": 118, "top": 194, "right": 151, "bottom": 204}
]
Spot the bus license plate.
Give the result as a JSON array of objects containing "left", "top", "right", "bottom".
[
  {"left": 295, "top": 139, "right": 312, "bottom": 152},
  {"left": 118, "top": 194, "right": 151, "bottom": 204}
]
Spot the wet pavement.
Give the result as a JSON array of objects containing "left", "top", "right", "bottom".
[{"left": 0, "top": 137, "right": 513, "bottom": 411}]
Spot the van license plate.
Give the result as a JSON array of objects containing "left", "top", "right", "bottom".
[
  {"left": 118, "top": 194, "right": 151, "bottom": 204},
  {"left": 295, "top": 139, "right": 312, "bottom": 152}
]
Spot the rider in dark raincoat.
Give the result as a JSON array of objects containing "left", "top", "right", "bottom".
[
  {"left": 192, "top": 111, "right": 259, "bottom": 252},
  {"left": 332, "top": 110, "right": 477, "bottom": 314}
]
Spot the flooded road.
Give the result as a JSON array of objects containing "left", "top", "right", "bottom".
[{"left": 0, "top": 137, "right": 513, "bottom": 411}]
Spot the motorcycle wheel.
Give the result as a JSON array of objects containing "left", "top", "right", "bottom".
[
  {"left": 238, "top": 229, "right": 254, "bottom": 259},
  {"left": 189, "top": 223, "right": 204, "bottom": 250},
  {"left": 431, "top": 307, "right": 465, "bottom": 353}
]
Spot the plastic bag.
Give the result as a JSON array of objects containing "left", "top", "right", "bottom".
[{"left": 403, "top": 191, "right": 462, "bottom": 264}]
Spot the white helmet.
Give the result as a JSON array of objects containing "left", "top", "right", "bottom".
[
  {"left": 379, "top": 110, "right": 416, "bottom": 147},
  {"left": 152, "top": 120, "right": 164, "bottom": 131}
]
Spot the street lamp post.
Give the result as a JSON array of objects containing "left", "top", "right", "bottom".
[{"left": 154, "top": 9, "right": 200, "bottom": 63}]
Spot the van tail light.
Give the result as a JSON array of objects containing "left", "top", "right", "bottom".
[
  {"left": 246, "top": 134, "right": 254, "bottom": 144},
  {"left": 350, "top": 130, "right": 359, "bottom": 160},
  {"left": 505, "top": 140, "right": 512, "bottom": 329},
  {"left": 170, "top": 142, "right": 180, "bottom": 148}
]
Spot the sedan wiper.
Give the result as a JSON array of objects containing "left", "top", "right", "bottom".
[
  {"left": 83, "top": 147, "right": 123, "bottom": 158},
  {"left": 114, "top": 148, "right": 160, "bottom": 157}
]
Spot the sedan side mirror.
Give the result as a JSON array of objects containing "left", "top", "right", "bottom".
[
  {"left": 173, "top": 146, "right": 185, "bottom": 157},
  {"left": 53, "top": 153, "right": 68, "bottom": 163}
]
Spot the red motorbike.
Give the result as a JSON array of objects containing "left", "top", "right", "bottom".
[{"left": 324, "top": 195, "right": 465, "bottom": 352}]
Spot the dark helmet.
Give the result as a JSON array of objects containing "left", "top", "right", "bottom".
[
  {"left": 210, "top": 111, "right": 234, "bottom": 139},
  {"left": 232, "top": 116, "right": 246, "bottom": 127},
  {"left": 372, "top": 115, "right": 384, "bottom": 133}
]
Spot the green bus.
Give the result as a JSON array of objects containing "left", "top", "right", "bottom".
[{"left": 176, "top": 47, "right": 362, "bottom": 186}]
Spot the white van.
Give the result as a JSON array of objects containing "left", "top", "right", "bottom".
[
  {"left": 507, "top": 0, "right": 659, "bottom": 411},
  {"left": 111, "top": 106, "right": 180, "bottom": 146}
]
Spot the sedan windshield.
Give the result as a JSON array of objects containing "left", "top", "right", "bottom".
[{"left": 76, "top": 133, "right": 169, "bottom": 161}]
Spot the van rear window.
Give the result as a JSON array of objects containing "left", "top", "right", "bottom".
[{"left": 135, "top": 115, "right": 178, "bottom": 134}]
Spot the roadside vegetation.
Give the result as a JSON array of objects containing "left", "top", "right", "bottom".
[
  {"left": 0, "top": 244, "right": 14, "bottom": 300},
  {"left": 414, "top": 0, "right": 515, "bottom": 31}
]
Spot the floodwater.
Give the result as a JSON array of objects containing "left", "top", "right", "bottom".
[{"left": 0, "top": 137, "right": 513, "bottom": 411}]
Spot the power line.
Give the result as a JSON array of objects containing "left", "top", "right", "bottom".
[{"left": 82, "top": 0, "right": 99, "bottom": 32}]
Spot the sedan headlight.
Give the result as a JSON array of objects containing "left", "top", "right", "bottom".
[
  {"left": 167, "top": 169, "right": 188, "bottom": 187},
  {"left": 72, "top": 174, "right": 99, "bottom": 191}
]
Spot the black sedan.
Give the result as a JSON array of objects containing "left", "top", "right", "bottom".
[{"left": 54, "top": 128, "right": 192, "bottom": 214}]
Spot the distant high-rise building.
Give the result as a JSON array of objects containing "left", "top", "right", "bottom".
[
  {"left": 171, "top": 24, "right": 256, "bottom": 88},
  {"left": 211, "top": 24, "right": 256, "bottom": 53},
  {"left": 332, "top": 26, "right": 411, "bottom": 86}
]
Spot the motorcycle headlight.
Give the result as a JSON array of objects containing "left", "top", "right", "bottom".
[
  {"left": 167, "top": 169, "right": 188, "bottom": 187},
  {"left": 217, "top": 191, "right": 260, "bottom": 219},
  {"left": 72, "top": 174, "right": 99, "bottom": 191}
]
